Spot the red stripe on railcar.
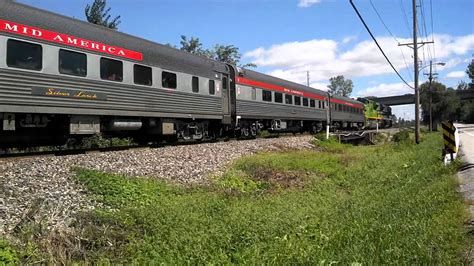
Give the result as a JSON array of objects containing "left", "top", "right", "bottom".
[
  {"left": 236, "top": 76, "right": 363, "bottom": 109},
  {"left": 0, "top": 19, "right": 143, "bottom": 61},
  {"left": 330, "top": 98, "right": 364, "bottom": 109},
  {"left": 236, "top": 76, "right": 326, "bottom": 100}
]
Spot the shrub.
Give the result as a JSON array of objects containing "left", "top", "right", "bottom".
[{"left": 392, "top": 130, "right": 410, "bottom": 143}]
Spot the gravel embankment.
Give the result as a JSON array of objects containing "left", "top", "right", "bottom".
[{"left": 0, "top": 136, "right": 314, "bottom": 236}]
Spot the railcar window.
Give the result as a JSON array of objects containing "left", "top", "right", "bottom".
[
  {"left": 209, "top": 80, "right": 215, "bottom": 95},
  {"left": 294, "top": 96, "right": 301, "bottom": 105},
  {"left": 162, "top": 71, "right": 177, "bottom": 89},
  {"left": 285, "top": 94, "right": 293, "bottom": 104},
  {"left": 275, "top": 92, "right": 283, "bottom": 103},
  {"left": 59, "top": 49, "right": 86, "bottom": 77},
  {"left": 262, "top": 90, "right": 272, "bottom": 102},
  {"left": 318, "top": 101, "right": 322, "bottom": 109},
  {"left": 7, "top": 39, "right": 42, "bottom": 71},
  {"left": 192, "top": 76, "right": 199, "bottom": 93},
  {"left": 100, "top": 58, "right": 123, "bottom": 82},
  {"left": 303, "top": 98, "right": 309, "bottom": 107},
  {"left": 134, "top": 64, "right": 152, "bottom": 86},
  {"left": 310, "top": 99, "right": 316, "bottom": 108},
  {"left": 251, "top": 87, "right": 256, "bottom": 100}
]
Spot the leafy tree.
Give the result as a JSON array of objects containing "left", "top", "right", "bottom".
[
  {"left": 420, "top": 81, "right": 461, "bottom": 125},
  {"left": 177, "top": 36, "right": 256, "bottom": 68},
  {"left": 212, "top": 44, "right": 256, "bottom": 68},
  {"left": 327, "top": 75, "right": 353, "bottom": 97},
  {"left": 466, "top": 59, "right": 474, "bottom": 89},
  {"left": 454, "top": 61, "right": 474, "bottom": 122},
  {"left": 212, "top": 44, "right": 240, "bottom": 65},
  {"left": 85, "top": 0, "right": 121, "bottom": 30},
  {"left": 179, "top": 36, "right": 212, "bottom": 58},
  {"left": 457, "top": 81, "right": 469, "bottom": 90},
  {"left": 460, "top": 101, "right": 474, "bottom": 123}
]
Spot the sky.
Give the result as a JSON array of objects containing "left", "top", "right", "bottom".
[{"left": 18, "top": 0, "right": 474, "bottom": 120}]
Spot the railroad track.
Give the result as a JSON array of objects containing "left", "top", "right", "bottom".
[
  {"left": 0, "top": 139, "right": 223, "bottom": 161},
  {"left": 0, "top": 133, "right": 293, "bottom": 160}
]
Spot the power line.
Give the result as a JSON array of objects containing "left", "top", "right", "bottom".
[
  {"left": 369, "top": 0, "right": 397, "bottom": 40},
  {"left": 399, "top": 0, "right": 412, "bottom": 37},
  {"left": 429, "top": 0, "right": 437, "bottom": 73},
  {"left": 369, "top": 0, "right": 413, "bottom": 83},
  {"left": 420, "top": 0, "right": 433, "bottom": 68},
  {"left": 349, "top": 0, "right": 413, "bottom": 89}
]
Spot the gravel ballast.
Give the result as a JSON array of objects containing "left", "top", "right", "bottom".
[{"left": 0, "top": 135, "right": 314, "bottom": 236}]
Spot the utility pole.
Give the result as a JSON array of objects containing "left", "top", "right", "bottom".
[
  {"left": 306, "top": 71, "right": 310, "bottom": 87},
  {"left": 424, "top": 60, "right": 444, "bottom": 132},
  {"left": 413, "top": 0, "right": 420, "bottom": 144},
  {"left": 326, "top": 93, "right": 331, "bottom": 140},
  {"left": 399, "top": 0, "right": 432, "bottom": 144},
  {"left": 428, "top": 61, "right": 434, "bottom": 132}
]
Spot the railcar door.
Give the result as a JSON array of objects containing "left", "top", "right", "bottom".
[{"left": 221, "top": 74, "right": 232, "bottom": 125}]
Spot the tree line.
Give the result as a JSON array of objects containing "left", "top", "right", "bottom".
[{"left": 420, "top": 59, "right": 474, "bottom": 124}]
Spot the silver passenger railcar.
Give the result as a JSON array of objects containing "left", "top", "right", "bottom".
[
  {"left": 0, "top": 0, "right": 365, "bottom": 148},
  {"left": 233, "top": 69, "right": 364, "bottom": 135},
  {"left": 0, "top": 0, "right": 233, "bottom": 147}
]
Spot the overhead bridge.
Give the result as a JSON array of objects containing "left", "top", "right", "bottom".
[{"left": 370, "top": 90, "right": 474, "bottom": 106}]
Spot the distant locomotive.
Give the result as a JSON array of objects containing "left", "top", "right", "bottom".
[
  {"left": 0, "top": 0, "right": 365, "bottom": 148},
  {"left": 357, "top": 97, "right": 395, "bottom": 129}
]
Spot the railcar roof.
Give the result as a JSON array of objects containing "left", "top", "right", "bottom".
[
  {"left": 242, "top": 69, "right": 363, "bottom": 105},
  {"left": 0, "top": 0, "right": 229, "bottom": 79},
  {"left": 241, "top": 69, "right": 328, "bottom": 97},
  {"left": 331, "top": 94, "right": 364, "bottom": 105}
]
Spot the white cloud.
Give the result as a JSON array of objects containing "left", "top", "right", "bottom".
[
  {"left": 244, "top": 33, "right": 474, "bottom": 86},
  {"left": 431, "top": 34, "right": 474, "bottom": 59},
  {"left": 342, "top": 35, "right": 357, "bottom": 44},
  {"left": 356, "top": 82, "right": 414, "bottom": 98},
  {"left": 309, "top": 82, "right": 329, "bottom": 91},
  {"left": 245, "top": 39, "right": 337, "bottom": 68},
  {"left": 445, "top": 71, "right": 466, "bottom": 79},
  {"left": 298, "top": 0, "right": 321, "bottom": 7}
]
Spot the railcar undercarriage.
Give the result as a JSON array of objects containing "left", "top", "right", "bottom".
[{"left": 0, "top": 112, "right": 365, "bottom": 149}]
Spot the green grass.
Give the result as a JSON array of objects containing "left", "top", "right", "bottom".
[
  {"left": 42, "top": 133, "right": 470, "bottom": 263},
  {"left": 0, "top": 239, "right": 19, "bottom": 265}
]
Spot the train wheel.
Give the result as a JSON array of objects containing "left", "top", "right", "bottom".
[
  {"left": 241, "top": 127, "right": 250, "bottom": 138},
  {"left": 250, "top": 125, "right": 257, "bottom": 138}
]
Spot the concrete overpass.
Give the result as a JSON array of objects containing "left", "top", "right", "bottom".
[{"left": 369, "top": 89, "right": 474, "bottom": 106}]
